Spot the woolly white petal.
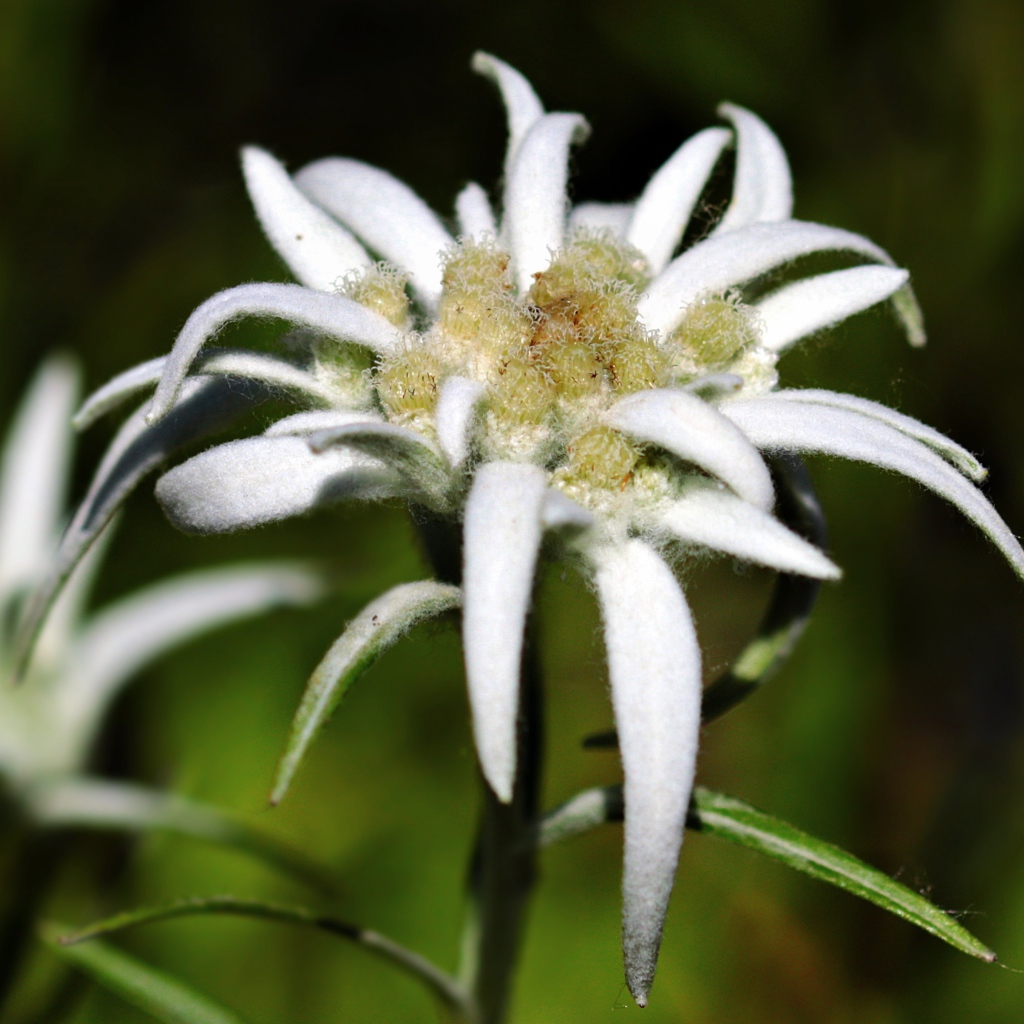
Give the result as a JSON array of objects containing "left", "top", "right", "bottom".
[
  {"left": 592, "top": 539, "right": 701, "bottom": 1007},
  {"left": 472, "top": 52, "right": 545, "bottom": 181},
  {"left": 0, "top": 356, "right": 78, "bottom": 599},
  {"left": 542, "top": 489, "right": 595, "bottom": 531},
  {"left": 455, "top": 182, "right": 498, "bottom": 240},
  {"left": 155, "top": 435, "right": 401, "bottom": 534},
  {"left": 756, "top": 266, "right": 910, "bottom": 351},
  {"left": 264, "top": 408, "right": 384, "bottom": 437},
  {"left": 768, "top": 390, "right": 986, "bottom": 482},
  {"left": 569, "top": 202, "right": 634, "bottom": 237},
  {"left": 505, "top": 113, "right": 591, "bottom": 293},
  {"left": 626, "top": 127, "right": 731, "bottom": 273},
  {"left": 148, "top": 283, "right": 405, "bottom": 422},
  {"left": 463, "top": 463, "right": 548, "bottom": 801},
  {"left": 78, "top": 350, "right": 339, "bottom": 431},
  {"left": 242, "top": 146, "right": 371, "bottom": 292},
  {"left": 605, "top": 389, "right": 774, "bottom": 511},
  {"left": 435, "top": 376, "right": 486, "bottom": 469},
  {"left": 639, "top": 220, "right": 893, "bottom": 337},
  {"left": 722, "top": 397, "right": 1024, "bottom": 579},
  {"left": 658, "top": 482, "right": 839, "bottom": 578},
  {"left": 295, "top": 158, "right": 453, "bottom": 307},
  {"left": 62, "top": 564, "right": 321, "bottom": 737},
  {"left": 713, "top": 103, "right": 793, "bottom": 234}
]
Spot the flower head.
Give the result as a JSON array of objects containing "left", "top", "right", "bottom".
[{"left": 65, "top": 54, "right": 1024, "bottom": 1004}]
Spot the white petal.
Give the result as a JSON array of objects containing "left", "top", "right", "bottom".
[
  {"left": 264, "top": 407, "right": 384, "bottom": 437},
  {"left": 148, "top": 283, "right": 405, "bottom": 422},
  {"left": 756, "top": 265, "right": 910, "bottom": 351},
  {"left": 462, "top": 463, "right": 548, "bottom": 801},
  {"left": 569, "top": 202, "right": 634, "bottom": 238},
  {"left": 766, "top": 390, "right": 986, "bottom": 482},
  {"left": 309, "top": 421, "right": 450, "bottom": 504},
  {"left": 14, "top": 378, "right": 262, "bottom": 675},
  {"left": 505, "top": 112, "right": 591, "bottom": 294},
  {"left": 78, "top": 350, "right": 340, "bottom": 431},
  {"left": 713, "top": 103, "right": 793, "bottom": 234},
  {"left": 294, "top": 158, "right": 453, "bottom": 307},
  {"left": 435, "top": 376, "right": 486, "bottom": 469},
  {"left": 892, "top": 282, "right": 927, "bottom": 347},
  {"left": 542, "top": 489, "right": 595, "bottom": 531},
  {"left": 155, "top": 435, "right": 401, "bottom": 534},
  {"left": 638, "top": 220, "right": 893, "bottom": 337},
  {"left": 455, "top": 182, "right": 498, "bottom": 240},
  {"left": 0, "top": 356, "right": 78, "bottom": 600},
  {"left": 604, "top": 388, "right": 774, "bottom": 511},
  {"left": 723, "top": 397, "right": 1024, "bottom": 579},
  {"left": 626, "top": 127, "right": 731, "bottom": 273},
  {"left": 657, "top": 482, "right": 839, "bottom": 578},
  {"left": 591, "top": 539, "right": 701, "bottom": 1007},
  {"left": 62, "top": 564, "right": 322, "bottom": 736},
  {"left": 472, "top": 51, "right": 545, "bottom": 181},
  {"left": 242, "top": 146, "right": 371, "bottom": 292}
]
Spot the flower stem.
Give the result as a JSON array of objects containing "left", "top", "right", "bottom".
[{"left": 416, "top": 511, "right": 543, "bottom": 1024}]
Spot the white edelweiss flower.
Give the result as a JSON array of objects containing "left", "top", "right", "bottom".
[
  {"left": 0, "top": 357, "right": 321, "bottom": 814},
  {"left": 69, "top": 53, "right": 1024, "bottom": 1005}
]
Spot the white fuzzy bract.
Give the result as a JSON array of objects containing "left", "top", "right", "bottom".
[{"left": 68, "top": 53, "right": 1023, "bottom": 1007}]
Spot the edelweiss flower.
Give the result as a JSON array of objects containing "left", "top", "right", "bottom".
[
  {"left": 1, "top": 357, "right": 319, "bottom": 822},
  {"left": 67, "top": 55, "right": 1024, "bottom": 1004}
]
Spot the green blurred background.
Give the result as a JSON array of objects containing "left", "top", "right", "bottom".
[{"left": 3, "top": 0, "right": 1024, "bottom": 1020}]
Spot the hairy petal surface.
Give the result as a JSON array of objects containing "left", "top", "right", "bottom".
[
  {"left": 472, "top": 51, "right": 545, "bottom": 182},
  {"left": 756, "top": 266, "right": 910, "bottom": 352},
  {"left": 605, "top": 389, "right": 775, "bottom": 510},
  {"left": 272, "top": 580, "right": 462, "bottom": 804},
  {"left": 156, "top": 435, "right": 401, "bottom": 534},
  {"left": 592, "top": 539, "right": 702, "bottom": 1007},
  {"left": 639, "top": 220, "right": 893, "bottom": 337},
  {"left": 149, "top": 284, "right": 404, "bottom": 422},
  {"left": 295, "top": 158, "right": 453, "bottom": 307},
  {"left": 657, "top": 482, "right": 839, "bottom": 578},
  {"left": 435, "top": 376, "right": 486, "bottom": 469},
  {"left": 242, "top": 146, "right": 371, "bottom": 291},
  {"left": 263, "top": 408, "right": 384, "bottom": 437},
  {"left": 505, "top": 113, "right": 591, "bottom": 293},
  {"left": 462, "top": 463, "right": 548, "bottom": 801},
  {"left": 78, "top": 350, "right": 339, "bottom": 431},
  {"left": 626, "top": 127, "right": 731, "bottom": 273},
  {"left": 723, "top": 397, "right": 1024, "bottom": 579},
  {"left": 713, "top": 103, "right": 793, "bottom": 234},
  {"left": 455, "top": 182, "right": 498, "bottom": 240},
  {"left": 768, "top": 390, "right": 986, "bottom": 481}
]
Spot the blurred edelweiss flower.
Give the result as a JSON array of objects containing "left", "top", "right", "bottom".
[
  {"left": 0, "top": 357, "right": 319, "bottom": 812},
  {"left": 70, "top": 53, "right": 1024, "bottom": 1004}
]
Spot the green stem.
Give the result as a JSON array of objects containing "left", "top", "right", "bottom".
[{"left": 415, "top": 511, "right": 543, "bottom": 1024}]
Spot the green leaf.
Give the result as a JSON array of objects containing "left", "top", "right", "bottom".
[
  {"left": 537, "top": 784, "right": 996, "bottom": 963},
  {"left": 43, "top": 924, "right": 249, "bottom": 1024},
  {"left": 271, "top": 580, "right": 461, "bottom": 805},
  {"left": 57, "top": 896, "right": 470, "bottom": 1016},
  {"left": 25, "top": 777, "right": 337, "bottom": 892},
  {"left": 691, "top": 787, "right": 997, "bottom": 962}
]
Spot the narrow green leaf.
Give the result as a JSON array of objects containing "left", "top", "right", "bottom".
[
  {"left": 26, "top": 777, "right": 336, "bottom": 892},
  {"left": 690, "top": 787, "right": 997, "bottom": 962},
  {"left": 57, "top": 896, "right": 470, "bottom": 1016},
  {"left": 43, "top": 924, "right": 249, "bottom": 1024},
  {"left": 537, "top": 783, "right": 996, "bottom": 963},
  {"left": 271, "top": 580, "right": 461, "bottom": 805}
]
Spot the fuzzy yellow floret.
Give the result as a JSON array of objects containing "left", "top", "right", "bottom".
[
  {"left": 669, "top": 292, "right": 761, "bottom": 371},
  {"left": 342, "top": 263, "right": 411, "bottom": 329},
  {"left": 608, "top": 329, "right": 669, "bottom": 394},
  {"left": 489, "top": 355, "right": 555, "bottom": 426},
  {"left": 556, "top": 426, "right": 639, "bottom": 492},
  {"left": 375, "top": 343, "right": 442, "bottom": 423}
]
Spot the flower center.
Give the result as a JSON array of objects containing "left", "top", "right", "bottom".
[{"left": 319, "top": 232, "right": 769, "bottom": 509}]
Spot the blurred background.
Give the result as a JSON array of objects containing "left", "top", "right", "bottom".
[{"left": 3, "top": 0, "right": 1024, "bottom": 1020}]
